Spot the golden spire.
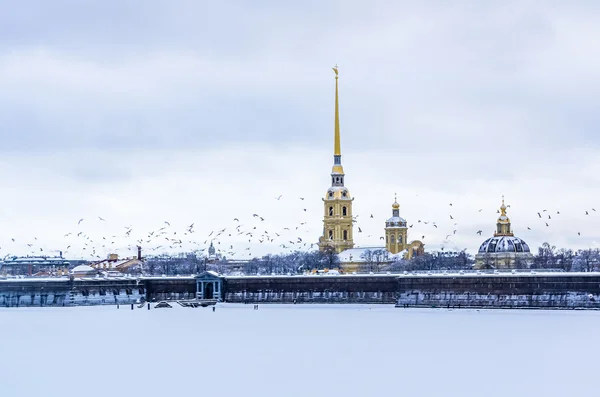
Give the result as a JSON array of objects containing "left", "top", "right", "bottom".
[
  {"left": 500, "top": 194, "right": 507, "bottom": 216},
  {"left": 333, "top": 65, "right": 341, "bottom": 156},
  {"left": 331, "top": 65, "right": 344, "bottom": 176}
]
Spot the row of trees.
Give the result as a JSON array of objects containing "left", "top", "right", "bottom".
[
  {"left": 141, "top": 243, "right": 600, "bottom": 276},
  {"left": 532, "top": 243, "right": 600, "bottom": 272}
]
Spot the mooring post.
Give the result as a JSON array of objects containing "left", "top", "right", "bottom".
[
  {"left": 147, "top": 303, "right": 150, "bottom": 310},
  {"left": 131, "top": 303, "right": 134, "bottom": 310},
  {"left": 117, "top": 304, "right": 119, "bottom": 309}
]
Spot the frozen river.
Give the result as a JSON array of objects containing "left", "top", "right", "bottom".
[{"left": 1, "top": 304, "right": 598, "bottom": 397}]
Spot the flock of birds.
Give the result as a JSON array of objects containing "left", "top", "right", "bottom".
[{"left": 0, "top": 194, "right": 597, "bottom": 260}]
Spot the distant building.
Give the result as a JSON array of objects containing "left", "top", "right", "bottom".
[
  {"left": 337, "top": 246, "right": 405, "bottom": 273},
  {"left": 474, "top": 197, "right": 534, "bottom": 269},
  {"left": 206, "top": 242, "right": 222, "bottom": 263},
  {"left": 0, "top": 254, "right": 85, "bottom": 276},
  {"left": 71, "top": 264, "right": 98, "bottom": 279},
  {"left": 90, "top": 247, "right": 144, "bottom": 274}
]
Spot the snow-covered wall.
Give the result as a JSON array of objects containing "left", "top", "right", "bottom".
[
  {"left": 225, "top": 290, "right": 395, "bottom": 304},
  {"left": 0, "top": 278, "right": 145, "bottom": 307},
  {"left": 396, "top": 274, "right": 600, "bottom": 309},
  {"left": 223, "top": 275, "right": 399, "bottom": 304},
  {"left": 397, "top": 291, "right": 600, "bottom": 309},
  {"left": 4, "top": 273, "right": 600, "bottom": 308}
]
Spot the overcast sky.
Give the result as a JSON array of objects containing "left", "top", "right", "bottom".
[{"left": 1, "top": 1, "right": 599, "bottom": 260}]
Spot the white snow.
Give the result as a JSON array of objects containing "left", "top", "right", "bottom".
[{"left": 0, "top": 304, "right": 598, "bottom": 397}]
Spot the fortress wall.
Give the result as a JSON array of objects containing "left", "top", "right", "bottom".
[
  {"left": 0, "top": 280, "right": 70, "bottom": 307},
  {"left": 223, "top": 276, "right": 398, "bottom": 303},
  {"left": 396, "top": 275, "right": 600, "bottom": 309},
  {"left": 144, "top": 278, "right": 196, "bottom": 301},
  {"left": 3, "top": 274, "right": 600, "bottom": 309},
  {"left": 0, "top": 278, "right": 146, "bottom": 307}
]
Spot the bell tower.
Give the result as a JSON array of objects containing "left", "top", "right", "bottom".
[
  {"left": 318, "top": 66, "right": 354, "bottom": 254},
  {"left": 385, "top": 194, "right": 408, "bottom": 254}
]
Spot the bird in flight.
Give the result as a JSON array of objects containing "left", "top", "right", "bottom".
[
  {"left": 476, "top": 230, "right": 482, "bottom": 235},
  {"left": 275, "top": 195, "right": 282, "bottom": 200},
  {"left": 78, "top": 218, "right": 84, "bottom": 225},
  {"left": 98, "top": 216, "right": 106, "bottom": 222}
]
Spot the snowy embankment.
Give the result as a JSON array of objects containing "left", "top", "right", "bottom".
[{"left": 0, "top": 304, "right": 598, "bottom": 397}]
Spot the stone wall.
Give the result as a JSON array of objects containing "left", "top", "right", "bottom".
[
  {"left": 223, "top": 275, "right": 398, "bottom": 303},
  {"left": 3, "top": 273, "right": 600, "bottom": 309},
  {"left": 0, "top": 278, "right": 145, "bottom": 307},
  {"left": 396, "top": 274, "right": 600, "bottom": 309},
  {"left": 145, "top": 277, "right": 196, "bottom": 301}
]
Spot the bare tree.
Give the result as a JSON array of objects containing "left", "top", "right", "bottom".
[
  {"left": 360, "top": 249, "right": 375, "bottom": 272},
  {"left": 575, "top": 249, "right": 600, "bottom": 272}
]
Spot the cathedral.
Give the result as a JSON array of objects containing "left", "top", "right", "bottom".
[
  {"left": 317, "top": 67, "right": 424, "bottom": 271},
  {"left": 474, "top": 197, "right": 533, "bottom": 269}
]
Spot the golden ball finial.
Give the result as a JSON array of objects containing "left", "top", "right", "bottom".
[{"left": 392, "top": 193, "right": 400, "bottom": 209}]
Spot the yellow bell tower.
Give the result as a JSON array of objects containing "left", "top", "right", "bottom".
[
  {"left": 385, "top": 194, "right": 408, "bottom": 254},
  {"left": 318, "top": 66, "right": 354, "bottom": 254}
]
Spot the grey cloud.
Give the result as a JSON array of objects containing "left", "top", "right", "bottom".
[{"left": 0, "top": 2, "right": 598, "bottom": 156}]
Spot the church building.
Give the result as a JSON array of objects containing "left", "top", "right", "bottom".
[
  {"left": 318, "top": 67, "right": 424, "bottom": 271},
  {"left": 474, "top": 197, "right": 533, "bottom": 269},
  {"left": 318, "top": 66, "right": 354, "bottom": 254}
]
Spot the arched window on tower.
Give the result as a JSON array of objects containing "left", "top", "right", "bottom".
[
  {"left": 390, "top": 235, "right": 395, "bottom": 244},
  {"left": 343, "top": 230, "right": 348, "bottom": 240},
  {"left": 399, "top": 235, "right": 403, "bottom": 244},
  {"left": 342, "top": 206, "right": 347, "bottom": 216},
  {"left": 329, "top": 207, "right": 334, "bottom": 216},
  {"left": 328, "top": 230, "right": 333, "bottom": 240}
]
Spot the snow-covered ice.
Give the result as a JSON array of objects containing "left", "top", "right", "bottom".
[{"left": 1, "top": 304, "right": 598, "bottom": 397}]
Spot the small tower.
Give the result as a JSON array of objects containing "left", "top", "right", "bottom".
[
  {"left": 208, "top": 242, "right": 216, "bottom": 257},
  {"left": 318, "top": 66, "right": 354, "bottom": 254},
  {"left": 495, "top": 196, "right": 514, "bottom": 237},
  {"left": 385, "top": 194, "right": 408, "bottom": 254}
]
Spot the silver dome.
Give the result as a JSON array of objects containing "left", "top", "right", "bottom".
[
  {"left": 478, "top": 236, "right": 531, "bottom": 254},
  {"left": 386, "top": 216, "right": 407, "bottom": 228}
]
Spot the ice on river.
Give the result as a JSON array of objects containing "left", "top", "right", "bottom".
[{"left": 1, "top": 303, "right": 598, "bottom": 397}]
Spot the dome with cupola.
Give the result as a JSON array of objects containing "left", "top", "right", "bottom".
[
  {"left": 478, "top": 236, "right": 531, "bottom": 253},
  {"left": 386, "top": 198, "right": 407, "bottom": 227},
  {"left": 474, "top": 196, "right": 534, "bottom": 269}
]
